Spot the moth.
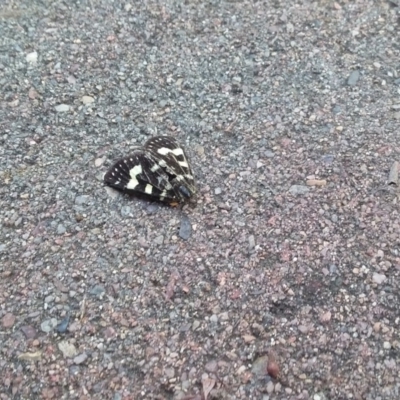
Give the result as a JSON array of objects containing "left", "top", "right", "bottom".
[{"left": 104, "top": 136, "right": 196, "bottom": 204}]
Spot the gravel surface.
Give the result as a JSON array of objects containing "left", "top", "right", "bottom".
[{"left": 1, "top": 0, "right": 400, "bottom": 399}]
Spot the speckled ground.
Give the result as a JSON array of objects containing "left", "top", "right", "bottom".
[{"left": 1, "top": 1, "right": 400, "bottom": 399}]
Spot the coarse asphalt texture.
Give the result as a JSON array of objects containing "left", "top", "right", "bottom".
[{"left": 1, "top": 1, "right": 400, "bottom": 399}]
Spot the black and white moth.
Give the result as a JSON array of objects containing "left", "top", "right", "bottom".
[{"left": 104, "top": 136, "right": 196, "bottom": 204}]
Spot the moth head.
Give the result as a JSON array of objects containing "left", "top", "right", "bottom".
[{"left": 178, "top": 185, "right": 192, "bottom": 199}]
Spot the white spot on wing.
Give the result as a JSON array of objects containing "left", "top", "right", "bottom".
[
  {"left": 157, "top": 147, "right": 184, "bottom": 156},
  {"left": 125, "top": 165, "right": 142, "bottom": 190},
  {"left": 178, "top": 161, "right": 189, "bottom": 168},
  {"left": 129, "top": 164, "right": 142, "bottom": 178},
  {"left": 144, "top": 184, "right": 153, "bottom": 194},
  {"left": 157, "top": 147, "right": 170, "bottom": 156},
  {"left": 126, "top": 177, "right": 139, "bottom": 190},
  {"left": 172, "top": 148, "right": 184, "bottom": 156}
]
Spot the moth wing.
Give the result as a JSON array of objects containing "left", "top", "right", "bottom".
[
  {"left": 103, "top": 150, "right": 178, "bottom": 202},
  {"left": 144, "top": 136, "right": 196, "bottom": 195}
]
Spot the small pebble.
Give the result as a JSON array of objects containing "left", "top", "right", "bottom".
[
  {"left": 289, "top": 185, "right": 310, "bottom": 195},
  {"left": 329, "top": 264, "right": 338, "bottom": 274},
  {"left": 347, "top": 70, "right": 360, "bottom": 86},
  {"left": 252, "top": 355, "right": 268, "bottom": 377},
  {"left": 75, "top": 195, "right": 91, "bottom": 205},
  {"left": 383, "top": 341, "right": 391, "bottom": 350},
  {"left": 55, "top": 104, "right": 70, "bottom": 112},
  {"left": 2, "top": 313, "right": 16, "bottom": 328},
  {"left": 28, "top": 87, "right": 39, "bottom": 99},
  {"left": 58, "top": 340, "right": 78, "bottom": 358},
  {"left": 57, "top": 224, "right": 66, "bottom": 235},
  {"left": 44, "top": 295, "right": 54, "bottom": 304},
  {"left": 248, "top": 235, "right": 255, "bottom": 250},
  {"left": 306, "top": 179, "right": 327, "bottom": 187},
  {"left": 95, "top": 157, "right": 105, "bottom": 167},
  {"left": 179, "top": 214, "right": 192, "bottom": 240},
  {"left": 21, "top": 325, "right": 37, "bottom": 339},
  {"left": 372, "top": 273, "right": 386, "bottom": 284},
  {"left": 82, "top": 95, "right": 94, "bottom": 104},
  {"left": 40, "top": 318, "right": 58, "bottom": 333},
  {"left": 267, "top": 360, "right": 280, "bottom": 379},
  {"left": 145, "top": 204, "right": 159, "bottom": 214},
  {"left": 192, "top": 320, "right": 201, "bottom": 330},
  {"left": 120, "top": 206, "right": 131, "bottom": 217},
  {"left": 26, "top": 51, "right": 38, "bottom": 64},
  {"left": 205, "top": 360, "right": 218, "bottom": 372},
  {"left": 264, "top": 150, "right": 275, "bottom": 158},
  {"left": 154, "top": 235, "right": 164, "bottom": 245},
  {"left": 105, "top": 186, "right": 120, "bottom": 199},
  {"left": 164, "top": 367, "right": 175, "bottom": 379},
  {"left": 210, "top": 314, "right": 218, "bottom": 324},
  {"left": 89, "top": 285, "right": 105, "bottom": 297},
  {"left": 103, "top": 327, "right": 117, "bottom": 339},
  {"left": 321, "top": 154, "right": 334, "bottom": 164},
  {"left": 196, "top": 145, "right": 205, "bottom": 156},
  {"left": 55, "top": 314, "right": 70, "bottom": 333},
  {"left": 73, "top": 352, "right": 88, "bottom": 365},
  {"left": 69, "top": 365, "right": 80, "bottom": 375}
]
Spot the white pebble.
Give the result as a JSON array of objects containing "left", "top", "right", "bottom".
[
  {"left": 82, "top": 95, "right": 94, "bottom": 105},
  {"left": 372, "top": 273, "right": 386, "bottom": 284},
  {"left": 26, "top": 51, "right": 38, "bottom": 64},
  {"left": 55, "top": 104, "right": 70, "bottom": 112},
  {"left": 95, "top": 157, "right": 105, "bottom": 167}
]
